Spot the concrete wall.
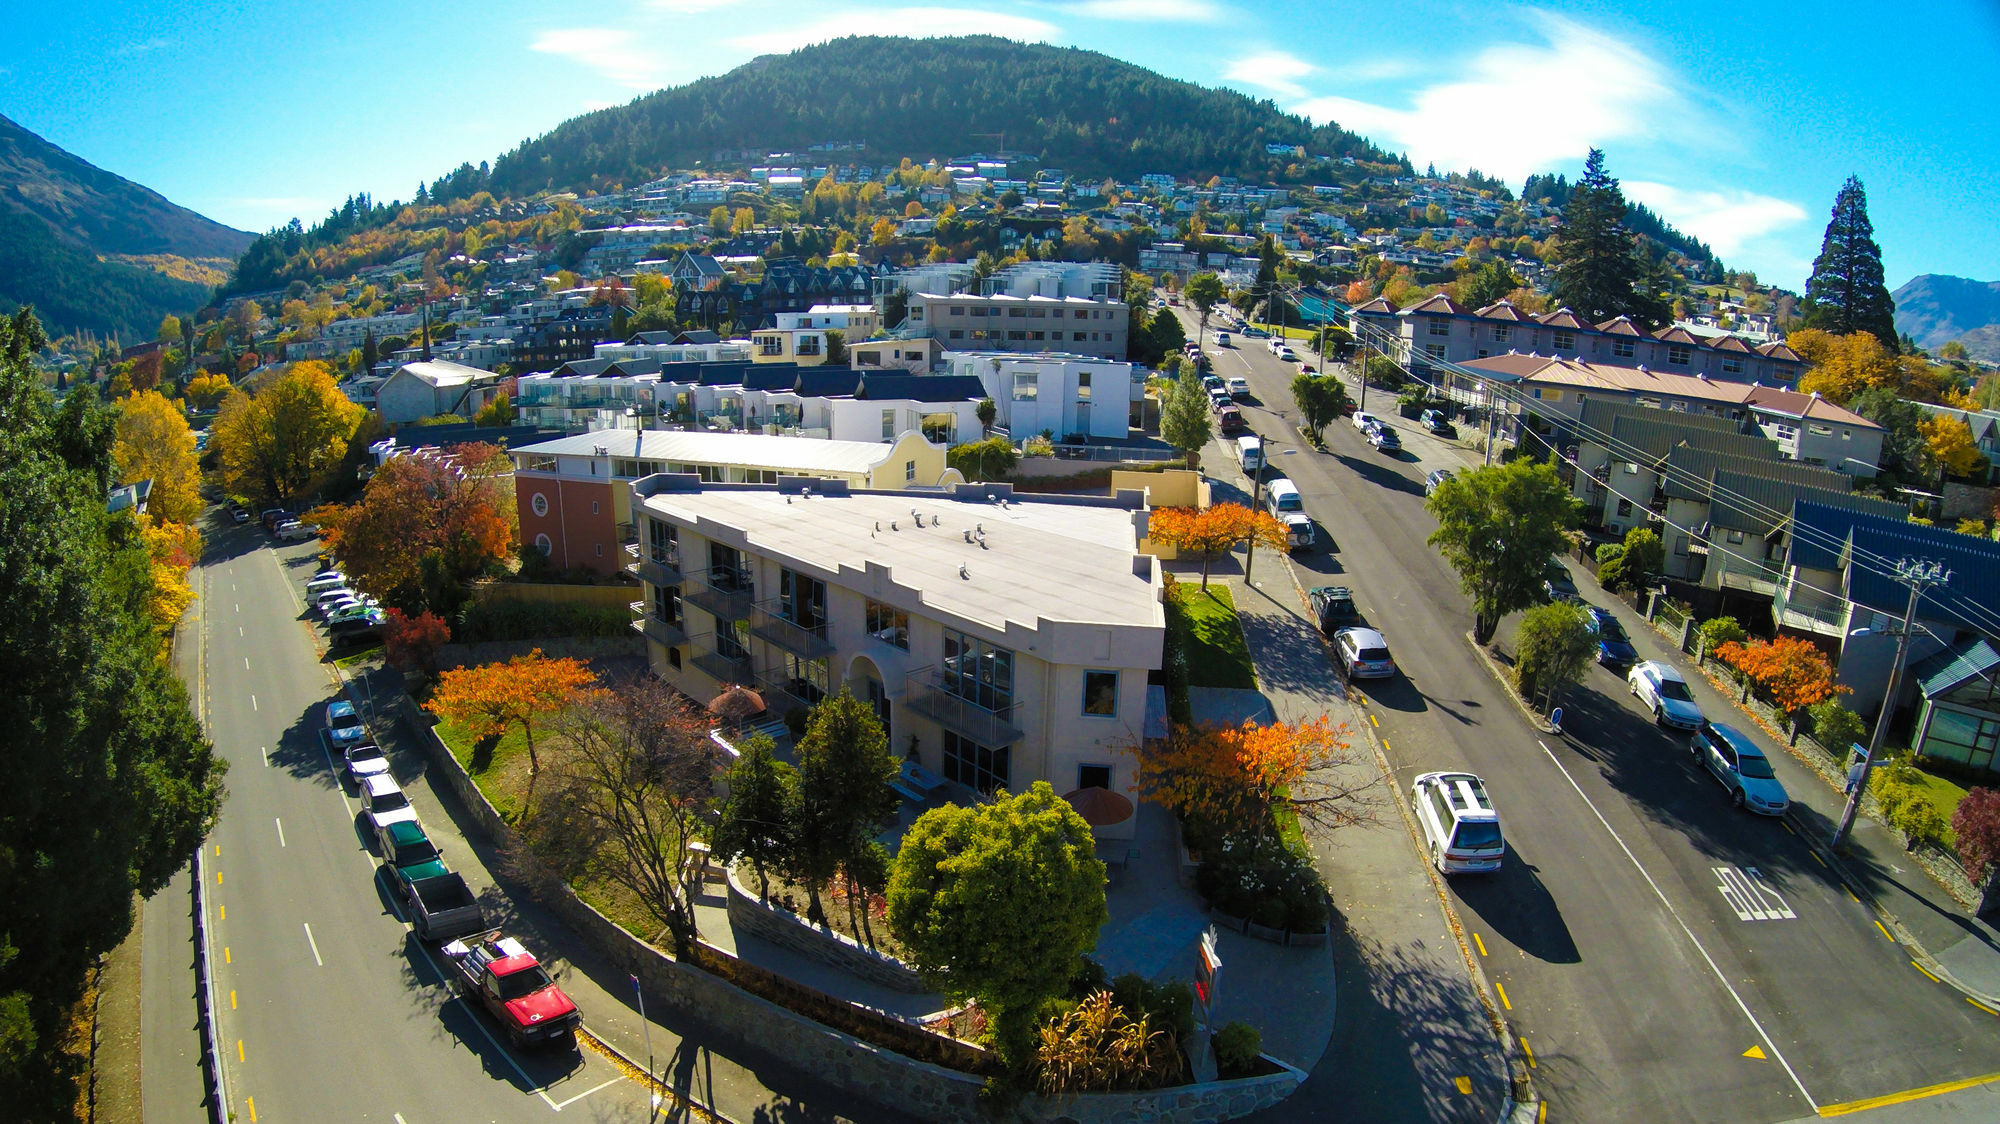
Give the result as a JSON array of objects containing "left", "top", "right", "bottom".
[{"left": 724, "top": 862, "right": 927, "bottom": 993}]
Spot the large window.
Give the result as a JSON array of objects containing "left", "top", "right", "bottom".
[
  {"left": 1492, "top": 326, "right": 1511, "bottom": 343},
  {"left": 647, "top": 518, "right": 677, "bottom": 565},
  {"left": 1013, "top": 373, "right": 1038, "bottom": 400},
  {"left": 708, "top": 542, "right": 751, "bottom": 593},
  {"left": 779, "top": 568, "right": 827, "bottom": 634},
  {"left": 652, "top": 584, "right": 681, "bottom": 626},
  {"left": 867, "top": 600, "right": 909, "bottom": 649},
  {"left": 1077, "top": 372, "right": 1092, "bottom": 400},
  {"left": 1083, "top": 670, "right": 1118, "bottom": 716},
  {"left": 1428, "top": 318, "right": 1449, "bottom": 337},
  {"left": 943, "top": 630, "right": 1013, "bottom": 713},
  {"left": 715, "top": 618, "right": 749, "bottom": 660},
  {"left": 1553, "top": 331, "right": 1576, "bottom": 350},
  {"left": 1612, "top": 339, "right": 1635, "bottom": 358},
  {"left": 1667, "top": 345, "right": 1691, "bottom": 365},
  {"left": 943, "top": 731, "right": 1010, "bottom": 795},
  {"left": 783, "top": 654, "right": 829, "bottom": 706},
  {"left": 882, "top": 409, "right": 896, "bottom": 439}
]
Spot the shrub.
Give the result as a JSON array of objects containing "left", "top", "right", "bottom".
[
  {"left": 1808, "top": 700, "right": 1867, "bottom": 758},
  {"left": 1952, "top": 788, "right": 2000, "bottom": 880},
  {"left": 1212, "top": 1021, "right": 1263, "bottom": 1078},
  {"left": 1898, "top": 800, "right": 1949, "bottom": 849},
  {"left": 1033, "top": 992, "right": 1187, "bottom": 1094},
  {"left": 1698, "top": 616, "right": 1746, "bottom": 659},
  {"left": 1108, "top": 974, "right": 1195, "bottom": 1043}
]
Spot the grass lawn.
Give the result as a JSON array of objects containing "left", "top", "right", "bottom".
[
  {"left": 333, "top": 645, "right": 383, "bottom": 671},
  {"left": 1246, "top": 322, "right": 1316, "bottom": 341},
  {"left": 1910, "top": 765, "right": 1971, "bottom": 846},
  {"left": 1171, "top": 582, "right": 1257, "bottom": 690},
  {"left": 434, "top": 716, "right": 533, "bottom": 822}
]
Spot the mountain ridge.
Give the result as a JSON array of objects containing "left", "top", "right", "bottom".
[{"left": 1893, "top": 273, "right": 2000, "bottom": 362}]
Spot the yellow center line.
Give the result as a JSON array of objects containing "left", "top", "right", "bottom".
[
  {"left": 229, "top": 990, "right": 237, "bottom": 1010},
  {"left": 247, "top": 1097, "right": 257, "bottom": 1123},
  {"left": 1809, "top": 850, "right": 1827, "bottom": 868},
  {"left": 236, "top": 1039, "right": 244, "bottom": 1063},
  {"left": 216, "top": 871, "right": 223, "bottom": 884},
  {"left": 1539, "top": 1102, "right": 1547, "bottom": 1123},
  {"left": 219, "top": 905, "right": 225, "bottom": 920},
  {"left": 1370, "top": 714, "right": 1379, "bottom": 727},
  {"left": 223, "top": 947, "right": 231, "bottom": 965},
  {"left": 1874, "top": 920, "right": 1895, "bottom": 943},
  {"left": 1971, "top": 998, "right": 1999, "bottom": 1017},
  {"left": 1473, "top": 932, "right": 1488, "bottom": 957},
  {"left": 1521, "top": 1036, "right": 1536, "bottom": 1068},
  {"left": 1845, "top": 886, "right": 1860, "bottom": 903},
  {"left": 1818, "top": 1069, "right": 2000, "bottom": 1116},
  {"left": 1913, "top": 960, "right": 1941, "bottom": 984},
  {"left": 1496, "top": 982, "right": 1512, "bottom": 1010}
]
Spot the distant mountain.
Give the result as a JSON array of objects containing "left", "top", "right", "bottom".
[
  {"left": 0, "top": 113, "right": 253, "bottom": 341},
  {"left": 1892, "top": 274, "right": 2000, "bottom": 362},
  {"left": 488, "top": 36, "right": 1403, "bottom": 196}
]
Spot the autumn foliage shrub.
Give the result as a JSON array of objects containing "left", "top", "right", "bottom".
[{"left": 1953, "top": 788, "right": 2000, "bottom": 881}]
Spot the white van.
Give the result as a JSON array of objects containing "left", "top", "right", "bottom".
[
  {"left": 1264, "top": 478, "right": 1314, "bottom": 551},
  {"left": 307, "top": 574, "right": 349, "bottom": 598},
  {"left": 1236, "top": 436, "right": 1264, "bottom": 473}
]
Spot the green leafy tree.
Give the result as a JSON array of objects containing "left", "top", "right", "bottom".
[
  {"left": 1161, "top": 366, "right": 1214, "bottom": 466},
  {"left": 0, "top": 310, "right": 227, "bottom": 1114},
  {"left": 1148, "top": 306, "right": 1188, "bottom": 357},
  {"left": 1803, "top": 176, "right": 1898, "bottom": 349},
  {"left": 1457, "top": 259, "right": 1522, "bottom": 309},
  {"left": 789, "top": 689, "right": 900, "bottom": 932},
  {"left": 1426, "top": 461, "right": 1581, "bottom": 644},
  {"left": 1697, "top": 615, "right": 1746, "bottom": 660},
  {"left": 712, "top": 735, "right": 797, "bottom": 902},
  {"left": 948, "top": 436, "right": 1022, "bottom": 481},
  {"left": 1808, "top": 699, "right": 1867, "bottom": 756},
  {"left": 1185, "top": 272, "right": 1224, "bottom": 344},
  {"left": 1290, "top": 372, "right": 1350, "bottom": 438},
  {"left": 1551, "top": 149, "right": 1662, "bottom": 326},
  {"left": 1850, "top": 387, "right": 1938, "bottom": 481},
  {"left": 1514, "top": 602, "right": 1597, "bottom": 710},
  {"left": 1597, "top": 526, "right": 1664, "bottom": 592},
  {"left": 887, "top": 781, "right": 1108, "bottom": 1068},
  {"left": 975, "top": 397, "right": 997, "bottom": 435}
]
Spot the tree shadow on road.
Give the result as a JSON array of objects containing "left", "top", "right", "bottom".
[{"left": 1330, "top": 451, "right": 1426, "bottom": 497}]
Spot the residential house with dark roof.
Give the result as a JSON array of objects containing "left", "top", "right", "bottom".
[{"left": 670, "top": 254, "right": 885, "bottom": 330}]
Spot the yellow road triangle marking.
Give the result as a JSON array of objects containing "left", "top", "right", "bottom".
[
  {"left": 1744, "top": 1045, "right": 1766, "bottom": 1060},
  {"left": 1455, "top": 1077, "right": 1472, "bottom": 1094}
]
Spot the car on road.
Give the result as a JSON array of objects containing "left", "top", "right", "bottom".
[
  {"left": 1333, "top": 626, "right": 1396, "bottom": 679},
  {"left": 1584, "top": 606, "right": 1637, "bottom": 667},
  {"left": 1202, "top": 373, "right": 1226, "bottom": 392},
  {"left": 1411, "top": 771, "right": 1506, "bottom": 874},
  {"left": 1690, "top": 720, "right": 1790, "bottom": 815},
  {"left": 1308, "top": 586, "right": 1359, "bottom": 633},
  {"left": 325, "top": 700, "right": 366, "bottom": 750},
  {"left": 1216, "top": 331, "right": 1232, "bottom": 347},
  {"left": 343, "top": 741, "right": 391, "bottom": 784},
  {"left": 1420, "top": 409, "right": 1456, "bottom": 436},
  {"left": 379, "top": 820, "right": 448, "bottom": 898},
  {"left": 1278, "top": 347, "right": 1298, "bottom": 362},
  {"left": 1424, "top": 468, "right": 1455, "bottom": 496},
  {"left": 1217, "top": 404, "right": 1247, "bottom": 433},
  {"left": 442, "top": 931, "right": 581, "bottom": 1048},
  {"left": 359, "top": 773, "right": 421, "bottom": 837},
  {"left": 1241, "top": 326, "right": 1268, "bottom": 338},
  {"left": 276, "top": 520, "right": 317, "bottom": 541},
  {"left": 1542, "top": 568, "right": 1581, "bottom": 604},
  {"left": 1352, "top": 411, "right": 1382, "bottom": 433},
  {"left": 1369, "top": 426, "right": 1402, "bottom": 453},
  {"left": 228, "top": 504, "right": 250, "bottom": 524},
  {"left": 1227, "top": 376, "right": 1251, "bottom": 399},
  {"left": 1630, "top": 661, "right": 1703, "bottom": 730}
]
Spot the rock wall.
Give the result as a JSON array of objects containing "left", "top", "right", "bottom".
[{"left": 723, "top": 862, "right": 929, "bottom": 993}]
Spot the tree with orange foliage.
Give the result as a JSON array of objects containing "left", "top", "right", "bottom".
[
  {"left": 426, "top": 648, "right": 596, "bottom": 778},
  {"left": 382, "top": 608, "right": 451, "bottom": 679},
  {"left": 1132, "top": 716, "right": 1376, "bottom": 855},
  {"left": 1715, "top": 635, "right": 1848, "bottom": 738},
  {"left": 1147, "top": 503, "right": 1290, "bottom": 589},
  {"left": 311, "top": 442, "right": 515, "bottom": 616}
]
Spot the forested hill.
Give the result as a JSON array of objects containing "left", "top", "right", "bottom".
[{"left": 489, "top": 36, "right": 1405, "bottom": 195}]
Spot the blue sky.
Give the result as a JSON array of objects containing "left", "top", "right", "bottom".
[{"left": 5, "top": 1, "right": 1996, "bottom": 291}]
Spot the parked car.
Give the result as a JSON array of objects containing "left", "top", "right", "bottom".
[
  {"left": 359, "top": 773, "right": 421, "bottom": 837},
  {"left": 1691, "top": 721, "right": 1790, "bottom": 815},
  {"left": 324, "top": 700, "right": 366, "bottom": 750},
  {"left": 1217, "top": 404, "right": 1247, "bottom": 434},
  {"left": 228, "top": 504, "right": 250, "bottom": 524},
  {"left": 277, "top": 520, "right": 316, "bottom": 541},
  {"left": 1424, "top": 469, "right": 1456, "bottom": 496},
  {"left": 408, "top": 874, "right": 488, "bottom": 943},
  {"left": 379, "top": 820, "right": 449, "bottom": 898},
  {"left": 1216, "top": 331, "right": 1233, "bottom": 348},
  {"left": 1278, "top": 347, "right": 1299, "bottom": 363},
  {"left": 1333, "top": 626, "right": 1397, "bottom": 679},
  {"left": 1226, "top": 376, "right": 1251, "bottom": 399},
  {"left": 326, "top": 602, "right": 382, "bottom": 627},
  {"left": 1584, "top": 606, "right": 1637, "bottom": 667},
  {"left": 329, "top": 611, "right": 387, "bottom": 647},
  {"left": 1241, "top": 327, "right": 1268, "bottom": 338},
  {"left": 1202, "top": 374, "right": 1226, "bottom": 393},
  {"left": 1308, "top": 586, "right": 1359, "bottom": 633},
  {"left": 1411, "top": 772, "right": 1506, "bottom": 874},
  {"left": 1542, "top": 568, "right": 1581, "bottom": 604},
  {"left": 316, "top": 590, "right": 364, "bottom": 617},
  {"left": 343, "top": 741, "right": 390, "bottom": 784},
  {"left": 259, "top": 508, "right": 289, "bottom": 532},
  {"left": 441, "top": 931, "right": 580, "bottom": 1048},
  {"left": 1369, "top": 426, "right": 1402, "bottom": 453},
  {"left": 1352, "top": 411, "right": 1382, "bottom": 433},
  {"left": 1420, "top": 409, "right": 1456, "bottom": 436},
  {"left": 1630, "top": 661, "right": 1703, "bottom": 730},
  {"left": 1298, "top": 362, "right": 1316, "bottom": 376}
]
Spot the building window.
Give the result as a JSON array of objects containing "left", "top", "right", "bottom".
[
  {"left": 1078, "top": 763, "right": 1112, "bottom": 790},
  {"left": 534, "top": 533, "right": 552, "bottom": 555},
  {"left": 757, "top": 335, "right": 783, "bottom": 356},
  {"left": 1030, "top": 310, "right": 1046, "bottom": 319},
  {"left": 866, "top": 600, "right": 909, "bottom": 649},
  {"left": 1612, "top": 339, "right": 1635, "bottom": 358},
  {"left": 943, "top": 731, "right": 1009, "bottom": 795},
  {"left": 1009, "top": 308, "right": 1027, "bottom": 318},
  {"left": 1809, "top": 424, "right": 1833, "bottom": 436},
  {"left": 648, "top": 517, "right": 677, "bottom": 564},
  {"left": 1667, "top": 345, "right": 1691, "bottom": 365},
  {"left": 527, "top": 455, "right": 558, "bottom": 473},
  {"left": 1074, "top": 309, "right": 1089, "bottom": 320},
  {"left": 1073, "top": 332, "right": 1088, "bottom": 341},
  {"left": 1013, "top": 372, "right": 1038, "bottom": 401},
  {"left": 1030, "top": 331, "right": 1045, "bottom": 341},
  {"left": 594, "top": 543, "right": 604, "bottom": 556},
  {"left": 715, "top": 618, "right": 750, "bottom": 660},
  {"left": 782, "top": 654, "right": 829, "bottom": 706},
  {"left": 667, "top": 647, "right": 682, "bottom": 670},
  {"left": 949, "top": 329, "right": 965, "bottom": 339},
  {"left": 1493, "top": 326, "right": 1511, "bottom": 343},
  {"left": 1083, "top": 670, "right": 1118, "bottom": 716},
  {"left": 1673, "top": 535, "right": 1688, "bottom": 556},
  {"left": 1008, "top": 330, "right": 1028, "bottom": 341},
  {"left": 1553, "top": 331, "right": 1576, "bottom": 350},
  {"left": 591, "top": 500, "right": 600, "bottom": 515},
  {"left": 796, "top": 335, "right": 822, "bottom": 357},
  {"left": 883, "top": 409, "right": 896, "bottom": 439},
  {"left": 530, "top": 492, "right": 549, "bottom": 517},
  {"left": 1722, "top": 357, "right": 1743, "bottom": 374},
  {"left": 652, "top": 583, "right": 681, "bottom": 626},
  {"left": 1622, "top": 461, "right": 1639, "bottom": 475},
  {"left": 1428, "top": 318, "right": 1450, "bottom": 337},
  {"left": 1425, "top": 344, "right": 1447, "bottom": 359},
  {"left": 1077, "top": 372, "right": 1092, "bottom": 400},
  {"left": 1615, "top": 498, "right": 1633, "bottom": 517},
  {"left": 950, "top": 306, "right": 965, "bottom": 316},
  {"left": 943, "top": 629, "right": 1013, "bottom": 713},
  {"left": 779, "top": 568, "right": 827, "bottom": 634},
  {"left": 905, "top": 459, "right": 916, "bottom": 482}
]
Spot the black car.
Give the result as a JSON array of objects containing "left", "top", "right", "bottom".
[{"left": 1308, "top": 586, "right": 1359, "bottom": 633}]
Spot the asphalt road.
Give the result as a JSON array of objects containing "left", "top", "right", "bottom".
[
  {"left": 183, "top": 518, "right": 660, "bottom": 1123},
  {"left": 1187, "top": 315, "right": 2000, "bottom": 1122}
]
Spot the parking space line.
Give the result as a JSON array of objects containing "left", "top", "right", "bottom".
[{"left": 551, "top": 1076, "right": 627, "bottom": 1110}]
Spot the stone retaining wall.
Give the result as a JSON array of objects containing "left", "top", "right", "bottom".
[
  {"left": 400, "top": 695, "right": 1307, "bottom": 1122},
  {"left": 723, "top": 862, "right": 928, "bottom": 993}
]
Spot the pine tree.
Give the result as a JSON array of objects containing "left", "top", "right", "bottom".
[
  {"left": 1551, "top": 149, "right": 1655, "bottom": 326},
  {"left": 1803, "top": 176, "right": 1898, "bottom": 348}
]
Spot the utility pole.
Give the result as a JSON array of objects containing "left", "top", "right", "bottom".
[
  {"left": 1831, "top": 559, "right": 1951, "bottom": 851},
  {"left": 1243, "top": 460, "right": 1267, "bottom": 584}
]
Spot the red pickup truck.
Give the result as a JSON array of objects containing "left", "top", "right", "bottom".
[{"left": 440, "top": 931, "right": 581, "bottom": 1048}]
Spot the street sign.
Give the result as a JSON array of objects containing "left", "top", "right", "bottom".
[{"left": 1194, "top": 926, "right": 1223, "bottom": 1021}]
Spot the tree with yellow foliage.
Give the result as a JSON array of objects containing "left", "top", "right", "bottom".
[
  {"left": 184, "top": 371, "right": 232, "bottom": 411},
  {"left": 1922, "top": 414, "right": 1987, "bottom": 479},
  {"left": 870, "top": 217, "right": 897, "bottom": 246},
  {"left": 113, "top": 390, "right": 203, "bottom": 524},
  {"left": 213, "top": 361, "right": 364, "bottom": 505},
  {"left": 732, "top": 206, "right": 756, "bottom": 235},
  {"left": 1133, "top": 716, "right": 1374, "bottom": 846},
  {"left": 135, "top": 513, "right": 202, "bottom": 647}
]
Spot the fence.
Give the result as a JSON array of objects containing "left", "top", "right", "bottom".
[
  {"left": 1049, "top": 443, "right": 1182, "bottom": 462},
  {"left": 471, "top": 581, "right": 635, "bottom": 610}
]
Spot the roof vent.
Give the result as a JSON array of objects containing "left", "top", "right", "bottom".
[
  {"left": 959, "top": 564, "right": 970, "bottom": 580},
  {"left": 890, "top": 520, "right": 898, "bottom": 531},
  {"left": 963, "top": 528, "right": 973, "bottom": 542}
]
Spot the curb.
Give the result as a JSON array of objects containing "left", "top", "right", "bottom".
[
  {"left": 577, "top": 1025, "right": 739, "bottom": 1124},
  {"left": 1459, "top": 633, "right": 1560, "bottom": 736}
]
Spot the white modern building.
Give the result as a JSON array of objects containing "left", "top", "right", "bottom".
[
  {"left": 627, "top": 476, "right": 1165, "bottom": 838},
  {"left": 942, "top": 350, "right": 1142, "bottom": 440},
  {"left": 374, "top": 360, "right": 508, "bottom": 425}
]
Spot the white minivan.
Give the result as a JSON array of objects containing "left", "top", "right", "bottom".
[
  {"left": 1264, "top": 478, "right": 1313, "bottom": 551},
  {"left": 1236, "top": 436, "right": 1264, "bottom": 473},
  {"left": 307, "top": 574, "right": 349, "bottom": 599}
]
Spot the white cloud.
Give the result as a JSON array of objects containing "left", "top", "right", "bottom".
[
  {"left": 1623, "top": 181, "right": 1808, "bottom": 260},
  {"left": 531, "top": 27, "right": 665, "bottom": 90},
  {"left": 1076, "top": 0, "right": 1222, "bottom": 21},
  {"left": 1291, "top": 14, "right": 1677, "bottom": 182},
  {"left": 1224, "top": 50, "right": 1315, "bottom": 99},
  {"left": 731, "top": 8, "right": 1060, "bottom": 53}
]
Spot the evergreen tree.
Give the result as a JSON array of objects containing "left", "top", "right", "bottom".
[
  {"left": 1161, "top": 365, "right": 1214, "bottom": 465},
  {"left": 1803, "top": 176, "right": 1898, "bottom": 348},
  {"left": 1551, "top": 149, "right": 1657, "bottom": 326}
]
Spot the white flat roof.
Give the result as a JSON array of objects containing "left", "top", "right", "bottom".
[
  {"left": 640, "top": 488, "right": 1160, "bottom": 631},
  {"left": 518, "top": 429, "right": 925, "bottom": 476}
]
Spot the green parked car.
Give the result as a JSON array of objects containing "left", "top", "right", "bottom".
[{"left": 379, "top": 820, "right": 447, "bottom": 899}]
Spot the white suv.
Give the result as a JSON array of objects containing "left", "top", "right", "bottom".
[{"left": 1411, "top": 772, "right": 1506, "bottom": 874}]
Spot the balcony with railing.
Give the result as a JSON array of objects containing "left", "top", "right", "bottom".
[
  {"left": 681, "top": 566, "right": 755, "bottom": 622},
  {"left": 689, "top": 636, "right": 753, "bottom": 685},
  {"left": 753, "top": 667, "right": 821, "bottom": 716},
  {"left": 1771, "top": 573, "right": 1847, "bottom": 636},
  {"left": 629, "top": 602, "right": 689, "bottom": 648},
  {"left": 750, "top": 600, "right": 837, "bottom": 659},
  {"left": 624, "top": 542, "right": 682, "bottom": 587},
  {"left": 903, "top": 670, "right": 1024, "bottom": 747}
]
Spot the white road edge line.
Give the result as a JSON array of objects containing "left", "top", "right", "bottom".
[
  {"left": 260, "top": 746, "right": 269, "bottom": 768},
  {"left": 250, "top": 695, "right": 257, "bottom": 711},
  {"left": 1538, "top": 740, "right": 1818, "bottom": 1111},
  {"left": 551, "top": 1075, "right": 626, "bottom": 1110},
  {"left": 303, "top": 922, "right": 323, "bottom": 967},
  {"left": 274, "top": 818, "right": 285, "bottom": 848},
  {"left": 394, "top": 1115, "right": 407, "bottom": 1124}
]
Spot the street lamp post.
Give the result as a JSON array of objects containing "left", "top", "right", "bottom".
[{"left": 1831, "top": 559, "right": 1951, "bottom": 851}]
